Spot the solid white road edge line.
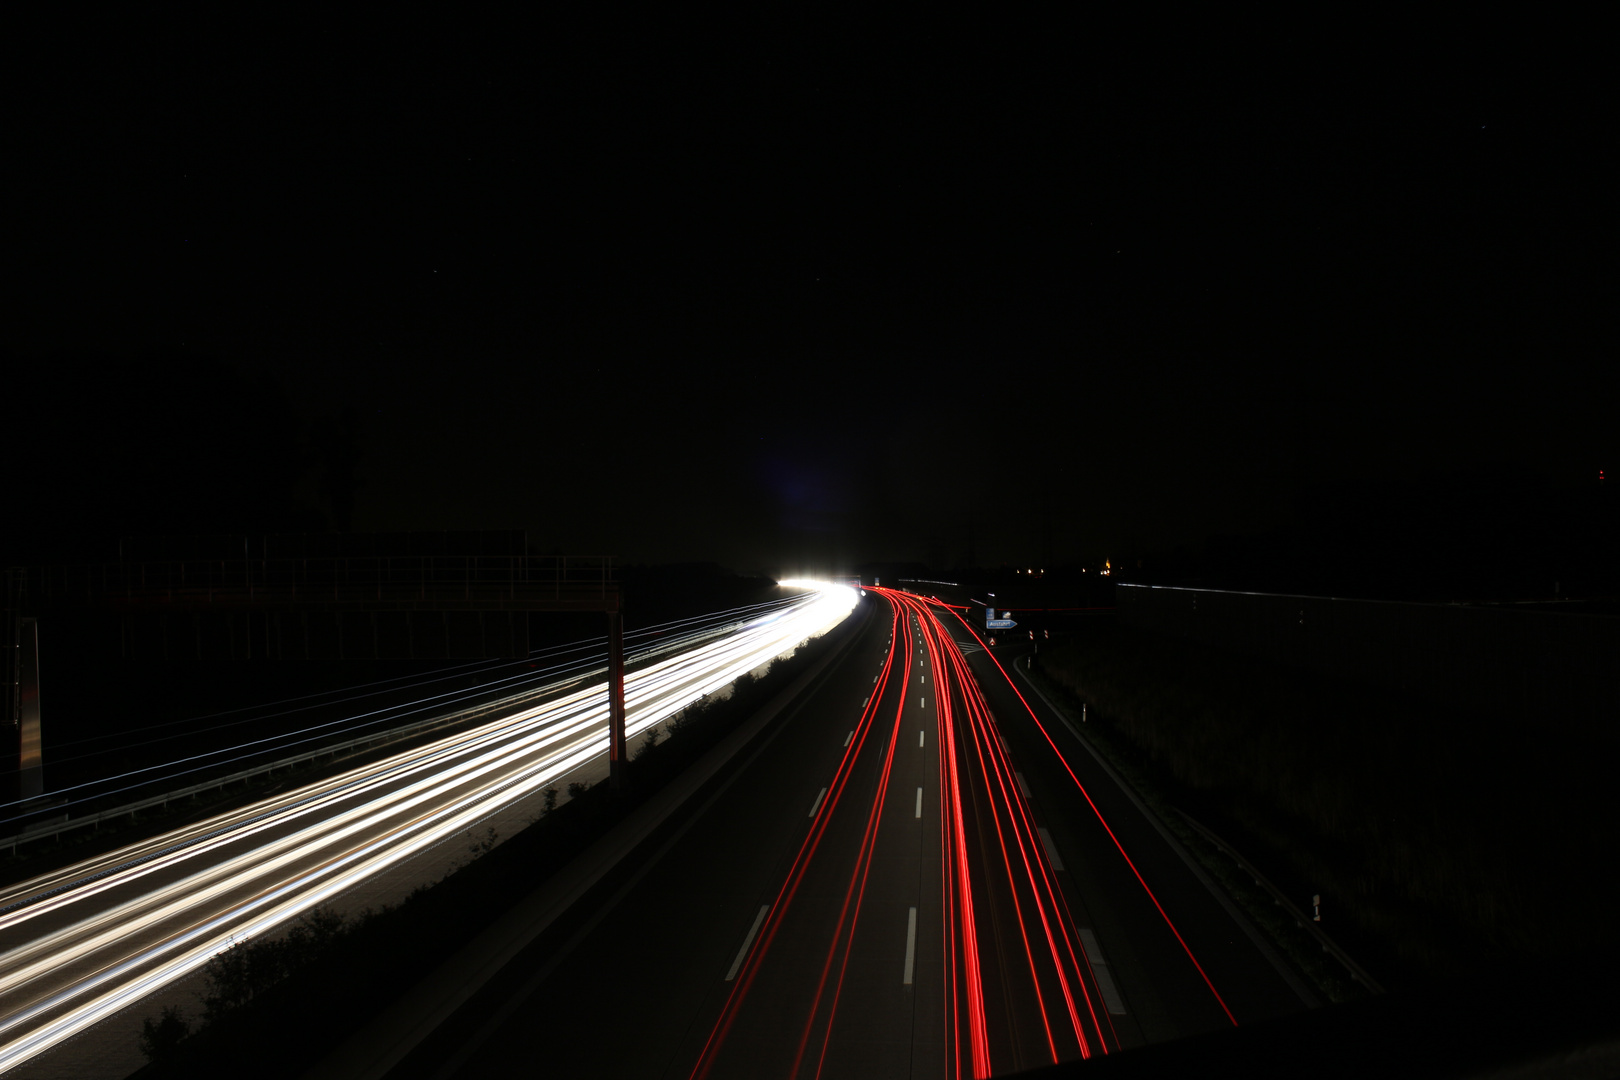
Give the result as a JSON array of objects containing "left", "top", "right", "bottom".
[
  {"left": 1077, "top": 928, "right": 1128, "bottom": 1014},
  {"left": 903, "top": 907, "right": 918, "bottom": 985},
  {"left": 726, "top": 906, "right": 771, "bottom": 981},
  {"left": 1038, "top": 826, "right": 1065, "bottom": 871},
  {"left": 1008, "top": 652, "right": 1323, "bottom": 1009}
]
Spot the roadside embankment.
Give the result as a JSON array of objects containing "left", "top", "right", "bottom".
[
  {"left": 120, "top": 601, "right": 865, "bottom": 1079},
  {"left": 1034, "top": 620, "right": 1615, "bottom": 987}
]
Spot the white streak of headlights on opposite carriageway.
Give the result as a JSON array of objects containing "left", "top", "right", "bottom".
[
  {"left": 0, "top": 588, "right": 853, "bottom": 949},
  {"left": 0, "top": 583, "right": 857, "bottom": 1073}
]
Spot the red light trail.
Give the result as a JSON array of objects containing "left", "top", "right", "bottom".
[
  {"left": 690, "top": 602, "right": 912, "bottom": 1080},
  {"left": 894, "top": 588, "right": 1102, "bottom": 1075},
  {"left": 942, "top": 602, "right": 1238, "bottom": 1028},
  {"left": 688, "top": 586, "right": 1232, "bottom": 1079}
]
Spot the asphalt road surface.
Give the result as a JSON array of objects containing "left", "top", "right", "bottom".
[{"left": 384, "top": 588, "right": 1311, "bottom": 1079}]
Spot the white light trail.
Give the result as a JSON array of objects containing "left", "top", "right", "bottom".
[{"left": 0, "top": 583, "right": 857, "bottom": 1073}]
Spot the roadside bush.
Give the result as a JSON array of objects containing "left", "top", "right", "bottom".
[
  {"left": 664, "top": 700, "right": 704, "bottom": 737},
  {"left": 200, "top": 907, "right": 351, "bottom": 1024},
  {"left": 634, "top": 725, "right": 661, "bottom": 758},
  {"left": 468, "top": 826, "right": 499, "bottom": 858},
  {"left": 139, "top": 1005, "right": 191, "bottom": 1061}
]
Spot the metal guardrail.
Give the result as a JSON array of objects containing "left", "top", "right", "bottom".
[
  {"left": 0, "top": 611, "right": 764, "bottom": 856},
  {"left": 1174, "top": 807, "right": 1385, "bottom": 994},
  {"left": 1013, "top": 646, "right": 1385, "bottom": 997},
  {"left": 0, "top": 672, "right": 580, "bottom": 856}
]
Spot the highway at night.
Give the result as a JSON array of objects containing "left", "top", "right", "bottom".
[
  {"left": 11, "top": 33, "right": 1610, "bottom": 1079},
  {"left": 369, "top": 586, "right": 1310, "bottom": 1079}
]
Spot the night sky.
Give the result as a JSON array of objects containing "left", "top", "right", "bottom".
[{"left": 11, "top": 22, "right": 1613, "bottom": 580}]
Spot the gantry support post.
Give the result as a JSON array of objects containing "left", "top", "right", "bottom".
[
  {"left": 607, "top": 609, "right": 627, "bottom": 790},
  {"left": 14, "top": 618, "right": 43, "bottom": 801}
]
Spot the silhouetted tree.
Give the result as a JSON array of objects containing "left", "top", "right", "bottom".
[{"left": 138, "top": 1005, "right": 190, "bottom": 1060}]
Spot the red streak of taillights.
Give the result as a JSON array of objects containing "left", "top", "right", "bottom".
[
  {"left": 691, "top": 582, "right": 1208, "bottom": 1079},
  {"left": 937, "top": 636, "right": 993, "bottom": 1077},
  {"left": 943, "top": 605, "right": 1239, "bottom": 1028},
  {"left": 690, "top": 603, "right": 909, "bottom": 1080},
  {"left": 930, "top": 599, "right": 1101, "bottom": 1062},
  {"left": 961, "top": 650, "right": 1100, "bottom": 1058},
  {"left": 885, "top": 591, "right": 991, "bottom": 1078},
  {"left": 948, "top": 638, "right": 1062, "bottom": 1062},
  {"left": 798, "top": 636, "right": 911, "bottom": 1078},
  {"left": 895, "top": 591, "right": 1004, "bottom": 1076}
]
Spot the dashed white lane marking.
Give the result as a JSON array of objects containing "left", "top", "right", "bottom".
[
  {"left": 919, "top": 730, "right": 926, "bottom": 748},
  {"left": 903, "top": 907, "right": 919, "bottom": 985},
  {"left": 920, "top": 697, "right": 926, "bottom": 709},
  {"left": 809, "top": 787, "right": 828, "bottom": 817},
  {"left": 863, "top": 697, "right": 869, "bottom": 707},
  {"left": 915, "top": 787, "right": 923, "bottom": 818},
  {"left": 1038, "top": 827, "right": 1065, "bottom": 871},
  {"left": 1078, "top": 928, "right": 1128, "bottom": 1014},
  {"left": 844, "top": 731, "right": 853, "bottom": 747},
  {"left": 726, "top": 906, "right": 770, "bottom": 981},
  {"left": 1016, "top": 772, "right": 1032, "bottom": 800},
  {"left": 873, "top": 676, "right": 879, "bottom": 683}
]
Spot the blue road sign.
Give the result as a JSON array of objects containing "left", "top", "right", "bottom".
[{"left": 986, "top": 618, "right": 1017, "bottom": 629}]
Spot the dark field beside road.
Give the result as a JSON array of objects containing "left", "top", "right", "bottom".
[{"left": 1037, "top": 620, "right": 1614, "bottom": 987}]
